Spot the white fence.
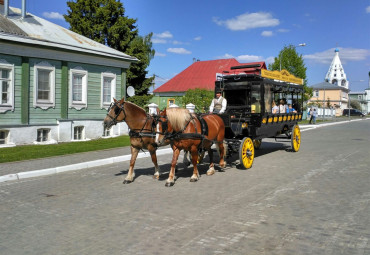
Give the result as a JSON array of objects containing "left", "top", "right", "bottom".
[{"left": 306, "top": 108, "right": 336, "bottom": 119}]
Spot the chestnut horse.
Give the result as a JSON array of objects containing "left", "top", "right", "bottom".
[
  {"left": 103, "top": 97, "right": 167, "bottom": 184},
  {"left": 156, "top": 108, "right": 226, "bottom": 187}
]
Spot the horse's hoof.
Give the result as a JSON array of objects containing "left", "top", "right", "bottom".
[
  {"left": 165, "top": 182, "right": 174, "bottom": 187},
  {"left": 190, "top": 178, "right": 198, "bottom": 182},
  {"left": 153, "top": 175, "right": 160, "bottom": 180},
  {"left": 206, "top": 169, "right": 215, "bottom": 176},
  {"left": 123, "top": 180, "right": 132, "bottom": 184}
]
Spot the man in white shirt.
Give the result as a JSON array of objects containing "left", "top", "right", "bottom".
[{"left": 209, "top": 90, "right": 227, "bottom": 114}]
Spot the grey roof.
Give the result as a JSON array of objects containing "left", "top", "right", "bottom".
[
  {"left": 0, "top": 6, "right": 137, "bottom": 62},
  {"left": 310, "top": 81, "right": 349, "bottom": 91}
]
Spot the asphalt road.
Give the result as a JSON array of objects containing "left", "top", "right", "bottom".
[{"left": 1, "top": 120, "right": 369, "bottom": 255}]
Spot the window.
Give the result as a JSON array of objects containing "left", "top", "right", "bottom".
[
  {"left": 74, "top": 126, "right": 84, "bottom": 140},
  {"left": 37, "top": 129, "right": 50, "bottom": 142},
  {"left": 101, "top": 72, "right": 116, "bottom": 109},
  {"left": 0, "top": 130, "right": 9, "bottom": 144},
  {"left": 69, "top": 67, "right": 88, "bottom": 110},
  {"left": 0, "top": 60, "right": 14, "bottom": 113},
  {"left": 34, "top": 62, "right": 55, "bottom": 109},
  {"left": 358, "top": 95, "right": 363, "bottom": 100},
  {"left": 314, "top": 90, "right": 319, "bottom": 97},
  {"left": 167, "top": 99, "right": 175, "bottom": 107}
]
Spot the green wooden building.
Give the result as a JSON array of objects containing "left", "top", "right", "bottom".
[{"left": 0, "top": 3, "right": 137, "bottom": 146}]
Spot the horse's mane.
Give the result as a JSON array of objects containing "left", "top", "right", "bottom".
[
  {"left": 125, "top": 101, "right": 146, "bottom": 116},
  {"left": 166, "top": 108, "right": 192, "bottom": 131}
]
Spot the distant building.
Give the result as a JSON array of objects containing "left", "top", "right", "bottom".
[
  {"left": 0, "top": 1, "right": 137, "bottom": 146},
  {"left": 308, "top": 48, "right": 350, "bottom": 115},
  {"left": 151, "top": 58, "right": 266, "bottom": 109},
  {"left": 349, "top": 89, "right": 369, "bottom": 114}
]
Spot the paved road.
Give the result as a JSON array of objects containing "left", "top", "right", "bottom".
[{"left": 1, "top": 120, "right": 369, "bottom": 255}]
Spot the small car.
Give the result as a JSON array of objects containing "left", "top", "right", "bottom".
[{"left": 342, "top": 109, "right": 365, "bottom": 117}]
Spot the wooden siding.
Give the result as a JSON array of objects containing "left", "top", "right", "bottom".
[
  {"left": 67, "top": 62, "right": 122, "bottom": 120},
  {"left": 0, "top": 54, "right": 124, "bottom": 126},
  {"left": 0, "top": 54, "right": 22, "bottom": 126}
]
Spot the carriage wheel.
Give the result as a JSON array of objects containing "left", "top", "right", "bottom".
[
  {"left": 253, "top": 139, "right": 262, "bottom": 150},
  {"left": 239, "top": 137, "right": 254, "bottom": 169},
  {"left": 291, "top": 124, "right": 301, "bottom": 152}
]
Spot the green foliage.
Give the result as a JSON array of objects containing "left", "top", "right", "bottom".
[
  {"left": 125, "top": 33, "right": 155, "bottom": 94},
  {"left": 0, "top": 136, "right": 131, "bottom": 163},
  {"left": 126, "top": 94, "right": 154, "bottom": 109},
  {"left": 64, "top": 0, "right": 155, "bottom": 95},
  {"left": 268, "top": 45, "right": 312, "bottom": 101},
  {"left": 183, "top": 89, "right": 214, "bottom": 113},
  {"left": 350, "top": 99, "right": 361, "bottom": 110}
]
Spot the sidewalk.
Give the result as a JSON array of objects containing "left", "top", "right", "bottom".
[
  {"left": 0, "top": 145, "right": 172, "bottom": 183},
  {"left": 1, "top": 118, "right": 368, "bottom": 183}
]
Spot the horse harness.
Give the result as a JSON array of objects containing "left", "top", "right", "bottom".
[
  {"left": 106, "top": 101, "right": 158, "bottom": 140},
  {"left": 160, "top": 113, "right": 209, "bottom": 141}
]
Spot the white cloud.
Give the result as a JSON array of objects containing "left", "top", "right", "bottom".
[
  {"left": 43, "top": 12, "right": 64, "bottom": 20},
  {"left": 366, "top": 6, "right": 370, "bottom": 13},
  {"left": 194, "top": 36, "right": 202, "bottom": 41},
  {"left": 216, "top": 53, "right": 265, "bottom": 63},
  {"left": 304, "top": 48, "right": 370, "bottom": 64},
  {"left": 172, "top": 40, "right": 183, "bottom": 45},
  {"left": 152, "top": 38, "right": 167, "bottom": 44},
  {"left": 167, "top": 48, "right": 192, "bottom": 54},
  {"left": 213, "top": 12, "right": 279, "bottom": 31},
  {"left": 261, "top": 31, "right": 273, "bottom": 37},
  {"left": 155, "top": 52, "right": 166, "bottom": 57},
  {"left": 154, "top": 31, "right": 173, "bottom": 39}
]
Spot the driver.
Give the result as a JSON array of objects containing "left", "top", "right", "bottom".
[{"left": 209, "top": 89, "right": 227, "bottom": 114}]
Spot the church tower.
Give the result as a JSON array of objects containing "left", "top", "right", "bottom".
[{"left": 325, "top": 48, "right": 348, "bottom": 89}]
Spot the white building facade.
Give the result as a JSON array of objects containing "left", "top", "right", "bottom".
[{"left": 325, "top": 48, "right": 349, "bottom": 89}]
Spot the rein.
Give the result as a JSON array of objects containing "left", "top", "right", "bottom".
[
  {"left": 106, "top": 101, "right": 159, "bottom": 139},
  {"left": 106, "top": 101, "right": 127, "bottom": 125}
]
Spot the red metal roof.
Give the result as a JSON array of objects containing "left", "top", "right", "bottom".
[{"left": 154, "top": 59, "right": 266, "bottom": 93}]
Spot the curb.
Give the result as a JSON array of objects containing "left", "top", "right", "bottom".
[
  {"left": 0, "top": 148, "right": 173, "bottom": 183},
  {"left": 1, "top": 118, "right": 368, "bottom": 183}
]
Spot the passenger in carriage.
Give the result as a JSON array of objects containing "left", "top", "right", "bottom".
[
  {"left": 279, "top": 99, "right": 286, "bottom": 113},
  {"left": 209, "top": 89, "right": 227, "bottom": 114},
  {"left": 272, "top": 101, "right": 279, "bottom": 114},
  {"left": 287, "top": 104, "right": 297, "bottom": 113}
]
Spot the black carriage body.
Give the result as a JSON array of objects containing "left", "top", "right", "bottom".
[{"left": 216, "top": 73, "right": 304, "bottom": 140}]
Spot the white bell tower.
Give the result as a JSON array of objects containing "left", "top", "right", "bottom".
[{"left": 325, "top": 48, "right": 348, "bottom": 89}]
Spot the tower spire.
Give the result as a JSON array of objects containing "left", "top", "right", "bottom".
[{"left": 324, "top": 47, "right": 348, "bottom": 89}]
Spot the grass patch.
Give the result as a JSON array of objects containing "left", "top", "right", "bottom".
[{"left": 0, "top": 136, "right": 131, "bottom": 164}]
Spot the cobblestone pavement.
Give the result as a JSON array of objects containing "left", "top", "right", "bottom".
[{"left": 0, "top": 120, "right": 369, "bottom": 255}]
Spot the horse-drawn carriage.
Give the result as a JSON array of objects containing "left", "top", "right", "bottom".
[
  {"left": 216, "top": 64, "right": 304, "bottom": 169},
  {"left": 104, "top": 65, "right": 304, "bottom": 186}
]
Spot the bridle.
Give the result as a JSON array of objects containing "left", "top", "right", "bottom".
[{"left": 106, "top": 101, "right": 126, "bottom": 125}]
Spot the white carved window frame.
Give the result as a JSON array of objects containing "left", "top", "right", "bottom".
[
  {"left": 33, "top": 61, "right": 56, "bottom": 110},
  {"left": 0, "top": 59, "right": 15, "bottom": 113},
  {"left": 101, "top": 71, "right": 116, "bottom": 109},
  {"left": 69, "top": 67, "right": 88, "bottom": 110}
]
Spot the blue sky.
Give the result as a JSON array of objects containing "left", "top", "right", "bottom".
[{"left": 10, "top": 0, "right": 370, "bottom": 92}]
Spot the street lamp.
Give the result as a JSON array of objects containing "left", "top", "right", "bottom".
[{"left": 279, "top": 43, "right": 306, "bottom": 71}]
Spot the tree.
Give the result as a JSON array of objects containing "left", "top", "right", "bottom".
[
  {"left": 64, "top": 0, "right": 155, "bottom": 95},
  {"left": 183, "top": 89, "right": 214, "bottom": 113},
  {"left": 268, "top": 45, "right": 312, "bottom": 101},
  {"left": 350, "top": 99, "right": 361, "bottom": 110}
]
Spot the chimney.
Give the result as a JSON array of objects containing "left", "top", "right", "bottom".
[{"left": 21, "top": 0, "right": 26, "bottom": 18}]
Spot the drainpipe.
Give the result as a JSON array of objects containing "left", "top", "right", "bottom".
[
  {"left": 21, "top": 0, "right": 26, "bottom": 19},
  {"left": 4, "top": 0, "right": 9, "bottom": 17}
]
